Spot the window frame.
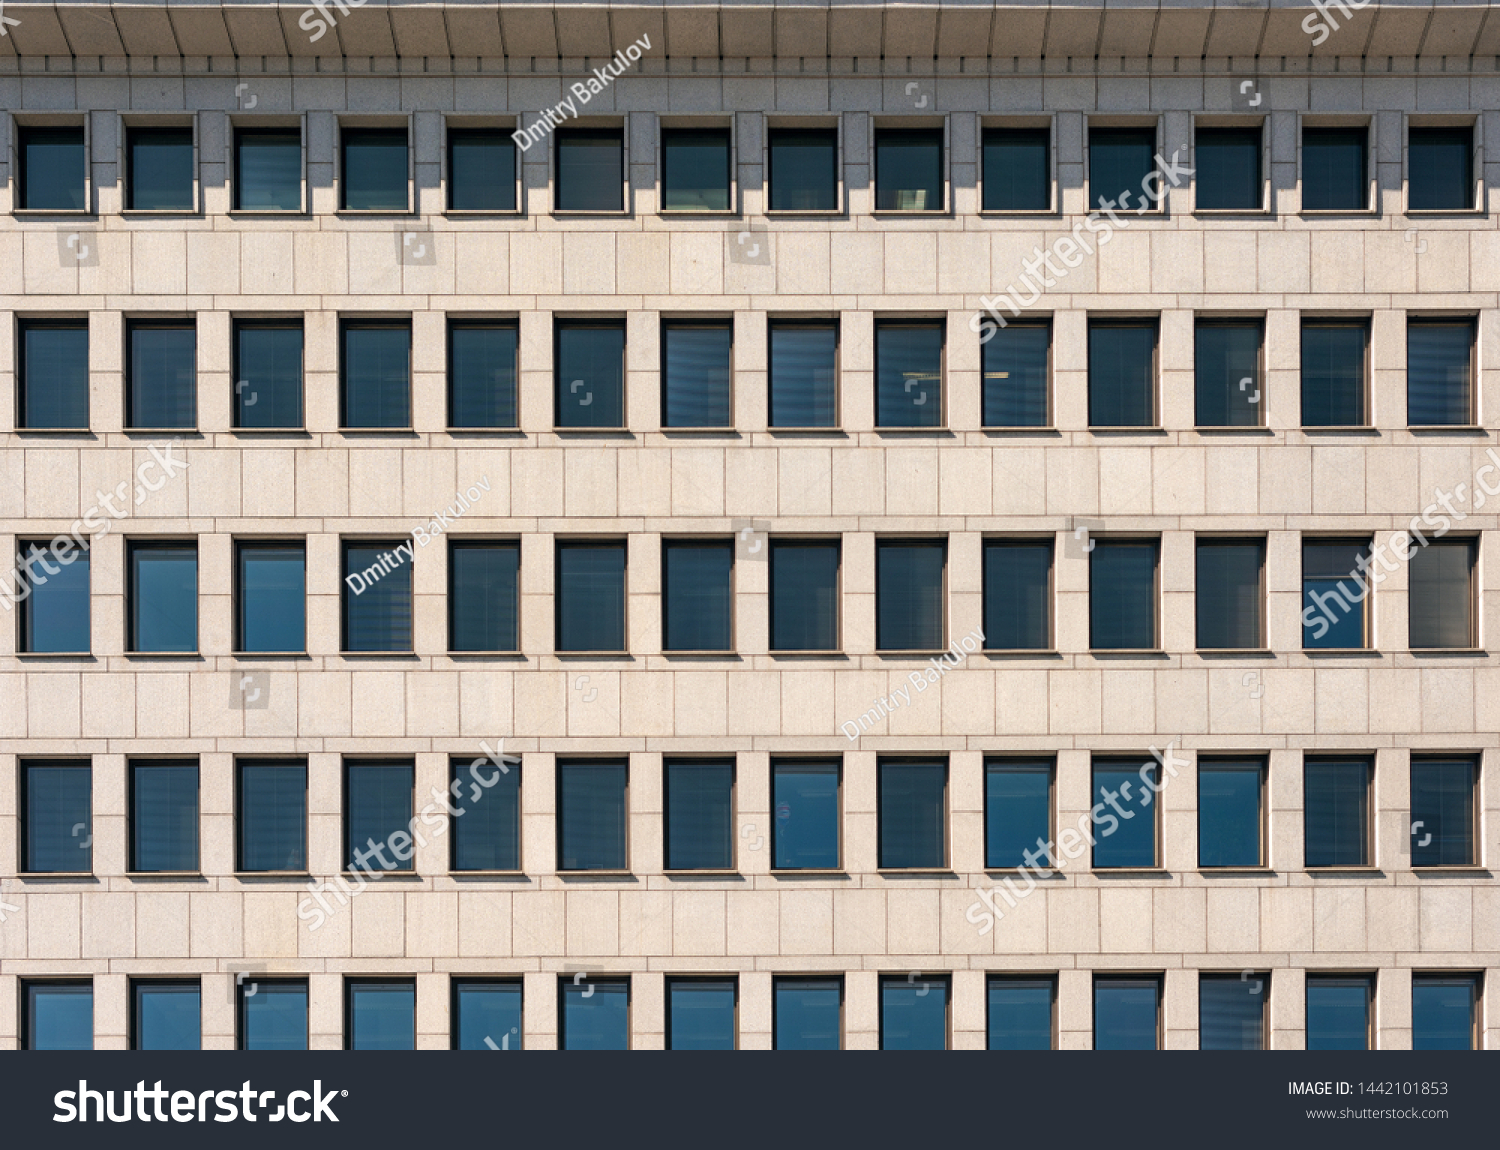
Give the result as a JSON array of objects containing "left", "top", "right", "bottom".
[
  {"left": 874, "top": 536, "right": 948, "bottom": 654},
  {"left": 765, "top": 120, "right": 843, "bottom": 216},
  {"left": 983, "top": 756, "right": 1055, "bottom": 872},
  {"left": 234, "top": 538, "right": 307, "bottom": 655},
  {"left": 16, "top": 536, "right": 92, "bottom": 656},
  {"left": 985, "top": 973, "right": 1057, "bottom": 1050},
  {"left": 1090, "top": 756, "right": 1162, "bottom": 871},
  {"left": 13, "top": 117, "right": 90, "bottom": 215},
  {"left": 980, "top": 318, "right": 1053, "bottom": 430},
  {"left": 1305, "top": 973, "right": 1375, "bottom": 1050},
  {"left": 19, "top": 758, "right": 92, "bottom": 875},
  {"left": 1411, "top": 972, "right": 1481, "bottom": 1051},
  {"left": 237, "top": 977, "right": 310, "bottom": 1051},
  {"left": 128, "top": 758, "right": 201, "bottom": 875},
  {"left": 126, "top": 538, "right": 199, "bottom": 655},
  {"left": 555, "top": 757, "right": 631, "bottom": 875},
  {"left": 876, "top": 756, "right": 950, "bottom": 872},
  {"left": 340, "top": 537, "right": 415, "bottom": 655},
  {"left": 874, "top": 318, "right": 946, "bottom": 430},
  {"left": 663, "top": 757, "right": 737, "bottom": 873},
  {"left": 772, "top": 975, "right": 844, "bottom": 1050},
  {"left": 661, "top": 536, "right": 736, "bottom": 654},
  {"left": 1193, "top": 315, "right": 1266, "bottom": 429},
  {"left": 1300, "top": 316, "right": 1370, "bottom": 429},
  {"left": 554, "top": 536, "right": 629, "bottom": 655},
  {"left": 447, "top": 536, "right": 521, "bottom": 654},
  {"left": 1088, "top": 536, "right": 1161, "bottom": 653},
  {"left": 1198, "top": 970, "right": 1269, "bottom": 1050},
  {"left": 878, "top": 972, "right": 952, "bottom": 1050},
  {"left": 448, "top": 753, "right": 522, "bottom": 874},
  {"left": 234, "top": 758, "right": 309, "bottom": 876},
  {"left": 121, "top": 116, "right": 199, "bottom": 215},
  {"left": 1406, "top": 315, "right": 1477, "bottom": 428},
  {"left": 1196, "top": 756, "right": 1268, "bottom": 870},
  {"left": 446, "top": 317, "right": 520, "bottom": 431},
  {"left": 339, "top": 318, "right": 413, "bottom": 432},
  {"left": 1298, "top": 118, "right": 1374, "bottom": 214},
  {"left": 551, "top": 122, "right": 628, "bottom": 216},
  {"left": 558, "top": 974, "right": 632, "bottom": 1049},
  {"left": 1189, "top": 118, "right": 1267, "bottom": 215},
  {"left": 1405, "top": 117, "right": 1480, "bottom": 216},
  {"left": 768, "top": 535, "right": 843, "bottom": 655},
  {"left": 343, "top": 977, "right": 417, "bottom": 1051},
  {"left": 22, "top": 979, "right": 94, "bottom": 1050},
  {"left": 657, "top": 118, "right": 735, "bottom": 216},
  {"left": 1085, "top": 119, "right": 1164, "bottom": 215},
  {"left": 665, "top": 975, "right": 739, "bottom": 1050},
  {"left": 981, "top": 536, "right": 1055, "bottom": 652},
  {"left": 1300, "top": 535, "right": 1374, "bottom": 652},
  {"left": 767, "top": 317, "right": 841, "bottom": 430},
  {"left": 659, "top": 317, "right": 735, "bottom": 431},
  {"left": 769, "top": 758, "right": 843, "bottom": 873},
  {"left": 553, "top": 317, "right": 627, "bottom": 431},
  {"left": 450, "top": 977, "right": 525, "bottom": 1050},
  {"left": 1193, "top": 535, "right": 1267, "bottom": 652},
  {"left": 1303, "top": 755, "right": 1374, "bottom": 870},
  {"left": 978, "top": 118, "right": 1056, "bottom": 216},
  {"left": 1409, "top": 754, "right": 1480, "bottom": 869},
  {"left": 230, "top": 117, "right": 307, "bottom": 215},
  {"left": 336, "top": 119, "right": 413, "bottom": 215},
  {"left": 130, "top": 978, "right": 201, "bottom": 1051},
  {"left": 342, "top": 758, "right": 416, "bottom": 875},
  {"left": 871, "top": 119, "right": 948, "bottom": 215},
  {"left": 1407, "top": 535, "right": 1477, "bottom": 652},
  {"left": 16, "top": 317, "right": 90, "bottom": 432},
  {"left": 1087, "top": 316, "right": 1160, "bottom": 430},
  {"left": 443, "top": 118, "right": 522, "bottom": 216},
  {"left": 1091, "top": 973, "right": 1163, "bottom": 1050},
  {"left": 124, "top": 317, "right": 198, "bottom": 432},
  {"left": 231, "top": 317, "right": 305, "bottom": 432}
]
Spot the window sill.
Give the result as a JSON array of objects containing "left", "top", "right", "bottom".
[
  {"left": 768, "top": 426, "right": 846, "bottom": 436},
  {"left": 340, "top": 870, "right": 420, "bottom": 879},
  {"left": 557, "top": 870, "right": 634, "bottom": 878},
  {"left": 1091, "top": 867, "right": 1169, "bottom": 875},
  {"left": 450, "top": 870, "right": 527, "bottom": 878},
  {"left": 335, "top": 208, "right": 415, "bottom": 217},
  {"left": 663, "top": 650, "right": 739, "bottom": 659},
  {"left": 770, "top": 649, "right": 846, "bottom": 658},
  {"left": 764, "top": 209, "right": 842, "bottom": 218},
  {"left": 1305, "top": 866, "right": 1380, "bottom": 874},
  {"left": 871, "top": 208, "right": 949, "bottom": 218},
  {"left": 977, "top": 208, "right": 1059, "bottom": 218},
  {"left": 877, "top": 868, "right": 955, "bottom": 876},
  {"left": 339, "top": 427, "right": 418, "bottom": 435},
  {"left": 555, "top": 650, "right": 632, "bottom": 659},
  {"left": 126, "top": 872, "right": 204, "bottom": 879},
  {"left": 553, "top": 426, "right": 631, "bottom": 435},
  {"left": 17, "top": 651, "right": 94, "bottom": 660},
  {"left": 228, "top": 209, "right": 310, "bottom": 218},
  {"left": 13, "top": 208, "right": 93, "bottom": 218},
  {"left": 1410, "top": 648, "right": 1485, "bottom": 656},
  {"left": 1409, "top": 865, "right": 1486, "bottom": 874},
  {"left": 657, "top": 208, "right": 735, "bottom": 217},
  {"left": 233, "top": 426, "right": 310, "bottom": 435},
  {"left": 447, "top": 650, "right": 524, "bottom": 657},
  {"left": 550, "top": 210, "right": 629, "bottom": 218},
  {"left": 1089, "top": 426, "right": 1167, "bottom": 434},
  {"left": 874, "top": 425, "right": 951, "bottom": 434},
  {"left": 444, "top": 208, "right": 523, "bottom": 218},
  {"left": 233, "top": 650, "right": 310, "bottom": 658},
  {"left": 1191, "top": 208, "right": 1272, "bottom": 217},
  {"left": 125, "top": 427, "right": 198, "bottom": 436},
  {"left": 339, "top": 651, "right": 419, "bottom": 659},
  {"left": 1300, "top": 426, "right": 1376, "bottom": 434},
  {"left": 1090, "top": 649, "right": 1168, "bottom": 657},
  {"left": 1198, "top": 865, "right": 1272, "bottom": 874},
  {"left": 771, "top": 869, "right": 847, "bottom": 877},
  {"left": 1408, "top": 425, "right": 1483, "bottom": 433},
  {"left": 122, "top": 209, "right": 200, "bottom": 218},
  {"left": 1195, "top": 648, "right": 1274, "bottom": 656},
  {"left": 18, "top": 872, "right": 95, "bottom": 880},
  {"left": 665, "top": 869, "right": 741, "bottom": 877},
  {"left": 124, "top": 652, "right": 203, "bottom": 660},
  {"left": 446, "top": 426, "right": 523, "bottom": 435},
  {"left": 982, "top": 425, "right": 1058, "bottom": 433},
  {"left": 1404, "top": 208, "right": 1482, "bottom": 217},
  {"left": 983, "top": 648, "right": 1058, "bottom": 656},
  {"left": 1302, "top": 648, "right": 1378, "bottom": 657},
  {"left": 878, "top": 649, "right": 964, "bottom": 658},
  {"left": 661, "top": 426, "right": 738, "bottom": 435},
  {"left": 234, "top": 872, "right": 311, "bottom": 879},
  {"left": 14, "top": 427, "right": 93, "bottom": 435},
  {"left": 1194, "top": 425, "right": 1271, "bottom": 434},
  {"left": 1297, "top": 209, "right": 1376, "bottom": 217}
]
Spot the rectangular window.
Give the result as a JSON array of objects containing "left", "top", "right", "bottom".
[
  {"left": 448, "top": 321, "right": 518, "bottom": 429},
  {"left": 132, "top": 981, "right": 200, "bottom": 1050},
  {"left": 661, "top": 127, "right": 731, "bottom": 211},
  {"left": 987, "top": 976, "right": 1054, "bottom": 1050},
  {"left": 555, "top": 320, "right": 626, "bottom": 429},
  {"left": 340, "top": 127, "right": 408, "bottom": 211},
  {"left": 768, "top": 128, "right": 838, "bottom": 212},
  {"left": 128, "top": 541, "right": 197, "bottom": 653},
  {"left": 875, "top": 321, "right": 943, "bottom": 427},
  {"left": 1410, "top": 756, "right": 1477, "bottom": 868},
  {"left": 240, "top": 980, "right": 308, "bottom": 1051},
  {"left": 555, "top": 539, "right": 626, "bottom": 653},
  {"left": 662, "top": 539, "right": 733, "bottom": 652},
  {"left": 346, "top": 980, "right": 415, "bottom": 1050},
  {"left": 555, "top": 127, "right": 623, "bottom": 211},
  {"left": 342, "top": 540, "right": 412, "bottom": 653},
  {"left": 876, "top": 539, "right": 945, "bottom": 652},
  {"left": 1302, "top": 538, "right": 1371, "bottom": 650},
  {"left": 557, "top": 759, "right": 628, "bottom": 872},
  {"left": 24, "top": 982, "right": 93, "bottom": 1050},
  {"left": 234, "top": 127, "right": 302, "bottom": 211},
  {"left": 878, "top": 758, "right": 946, "bottom": 870},
  {"left": 1302, "top": 126, "right": 1368, "bottom": 211},
  {"left": 667, "top": 978, "right": 736, "bottom": 1050},
  {"left": 341, "top": 321, "right": 410, "bottom": 429},
  {"left": 234, "top": 320, "right": 303, "bottom": 429},
  {"left": 449, "top": 540, "right": 519, "bottom": 653},
  {"left": 1304, "top": 757, "right": 1371, "bottom": 868},
  {"left": 774, "top": 977, "right": 841, "bottom": 1050},
  {"left": 236, "top": 541, "right": 305, "bottom": 653},
  {"left": 1088, "top": 319, "right": 1156, "bottom": 427},
  {"left": 18, "top": 540, "right": 90, "bottom": 654},
  {"left": 1092, "top": 758, "right": 1158, "bottom": 868},
  {"left": 560, "top": 977, "right": 629, "bottom": 1049},
  {"left": 450, "top": 755, "right": 520, "bottom": 872},
  {"left": 130, "top": 760, "right": 199, "bottom": 873},
  {"left": 344, "top": 760, "right": 414, "bottom": 873},
  {"left": 19, "top": 126, "right": 85, "bottom": 211},
  {"left": 1305, "top": 975, "right": 1371, "bottom": 1050},
  {"left": 453, "top": 980, "right": 522, "bottom": 1050},
  {"left": 1193, "top": 126, "right": 1261, "bottom": 211},
  {"left": 772, "top": 760, "right": 840, "bottom": 870},
  {"left": 1195, "top": 538, "right": 1264, "bottom": 649},
  {"left": 875, "top": 127, "right": 943, "bottom": 211},
  {"left": 18, "top": 320, "right": 88, "bottom": 429},
  {"left": 1412, "top": 974, "right": 1478, "bottom": 1050},
  {"left": 665, "top": 759, "right": 734, "bottom": 871},
  {"left": 768, "top": 321, "right": 838, "bottom": 428},
  {"left": 1408, "top": 125, "right": 1472, "bottom": 211},
  {"left": 237, "top": 760, "right": 307, "bottom": 873},
  {"left": 1088, "top": 126, "right": 1155, "bottom": 211},
  {"left": 22, "top": 760, "right": 91, "bottom": 873},
  {"left": 662, "top": 321, "right": 732, "bottom": 428},
  {"left": 1090, "top": 538, "right": 1158, "bottom": 650},
  {"left": 126, "top": 126, "right": 194, "bottom": 211},
  {"left": 981, "top": 127, "right": 1049, "bottom": 211},
  {"left": 1301, "top": 319, "right": 1367, "bottom": 427},
  {"left": 1409, "top": 537, "right": 1475, "bottom": 650},
  {"left": 1407, "top": 318, "right": 1474, "bottom": 427},
  {"left": 983, "top": 539, "right": 1052, "bottom": 650},
  {"left": 127, "top": 320, "right": 196, "bottom": 429},
  {"left": 1199, "top": 973, "right": 1266, "bottom": 1050},
  {"left": 1194, "top": 318, "right": 1262, "bottom": 427},
  {"left": 447, "top": 128, "right": 516, "bottom": 212},
  {"left": 982, "top": 322, "right": 1049, "bottom": 427},
  {"left": 881, "top": 974, "right": 949, "bottom": 1050},
  {"left": 769, "top": 538, "right": 839, "bottom": 652},
  {"left": 1093, "top": 975, "right": 1160, "bottom": 1050},
  {"left": 985, "top": 759, "right": 1052, "bottom": 870},
  {"left": 1197, "top": 758, "right": 1264, "bottom": 868}
]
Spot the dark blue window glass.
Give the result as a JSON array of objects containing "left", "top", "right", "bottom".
[
  {"left": 772, "top": 761, "right": 839, "bottom": 870},
  {"left": 1409, "top": 127, "right": 1472, "bottom": 211},
  {"left": 341, "top": 322, "right": 410, "bottom": 429},
  {"left": 448, "top": 322, "right": 518, "bottom": 429},
  {"left": 556, "top": 128, "right": 623, "bottom": 211},
  {"left": 556, "top": 540, "right": 626, "bottom": 652},
  {"left": 1195, "top": 320, "right": 1262, "bottom": 427},
  {"left": 1410, "top": 757, "right": 1476, "bottom": 867},
  {"left": 1306, "top": 976, "right": 1370, "bottom": 1050},
  {"left": 1407, "top": 320, "right": 1473, "bottom": 427},
  {"left": 561, "top": 979, "right": 629, "bottom": 1050},
  {"left": 667, "top": 979, "right": 736, "bottom": 1050},
  {"left": 131, "top": 761, "right": 198, "bottom": 873},
  {"left": 234, "top": 322, "right": 303, "bottom": 429},
  {"left": 347, "top": 981, "right": 415, "bottom": 1050},
  {"left": 555, "top": 322, "right": 625, "bottom": 428},
  {"left": 134, "top": 982, "right": 200, "bottom": 1050},
  {"left": 1302, "top": 539, "right": 1370, "bottom": 649},
  {"left": 876, "top": 540, "right": 944, "bottom": 651},
  {"left": 768, "top": 128, "right": 837, "bottom": 212},
  {"left": 237, "top": 542, "right": 305, "bottom": 653},
  {"left": 1304, "top": 758, "right": 1370, "bottom": 868},
  {"left": 558, "top": 759, "right": 627, "bottom": 871},
  {"left": 982, "top": 323, "right": 1049, "bottom": 427},
  {"left": 985, "top": 759, "right": 1051, "bottom": 869},
  {"left": 343, "top": 541, "right": 412, "bottom": 652},
  {"left": 879, "top": 759, "right": 946, "bottom": 869},
  {"left": 241, "top": 981, "right": 308, "bottom": 1050},
  {"left": 1090, "top": 539, "right": 1157, "bottom": 650},
  {"left": 662, "top": 128, "right": 730, "bottom": 211},
  {"left": 341, "top": 128, "right": 408, "bottom": 211},
  {"left": 768, "top": 322, "right": 837, "bottom": 428},
  {"left": 1412, "top": 976, "right": 1476, "bottom": 1051},
  {"left": 987, "top": 978, "right": 1053, "bottom": 1050},
  {"left": 237, "top": 761, "right": 306, "bottom": 873},
  {"left": 26, "top": 983, "right": 93, "bottom": 1050},
  {"left": 1197, "top": 759, "right": 1263, "bottom": 868},
  {"left": 665, "top": 759, "right": 733, "bottom": 871},
  {"left": 881, "top": 975, "right": 948, "bottom": 1050},
  {"left": 770, "top": 539, "right": 839, "bottom": 651},
  {"left": 451, "top": 755, "right": 520, "bottom": 872},
  {"left": 1089, "top": 321, "right": 1156, "bottom": 427},
  {"left": 127, "top": 127, "right": 194, "bottom": 211},
  {"left": 775, "top": 978, "right": 841, "bottom": 1050},
  {"left": 875, "top": 323, "right": 942, "bottom": 427},
  {"left": 23, "top": 761, "right": 91, "bottom": 873},
  {"left": 235, "top": 128, "right": 302, "bottom": 211},
  {"left": 1409, "top": 537, "right": 1474, "bottom": 650},
  {"left": 663, "top": 322, "right": 733, "bottom": 428},
  {"left": 1094, "top": 977, "right": 1159, "bottom": 1050},
  {"left": 19, "top": 541, "right": 90, "bottom": 654},
  {"left": 984, "top": 541, "right": 1051, "bottom": 650},
  {"left": 982, "top": 128, "right": 1049, "bottom": 211},
  {"left": 19, "top": 321, "right": 89, "bottom": 429},
  {"left": 1199, "top": 973, "right": 1266, "bottom": 1050},
  {"left": 345, "top": 761, "right": 413, "bottom": 872},
  {"left": 20, "top": 126, "right": 85, "bottom": 211},
  {"left": 1089, "top": 127, "right": 1155, "bottom": 211},
  {"left": 129, "top": 542, "right": 197, "bottom": 653},
  {"left": 449, "top": 540, "right": 519, "bottom": 652},
  {"left": 1196, "top": 539, "right": 1263, "bottom": 649},
  {"left": 1301, "top": 321, "right": 1366, "bottom": 426},
  {"left": 128, "top": 322, "right": 196, "bottom": 429},
  {"left": 1092, "top": 759, "right": 1157, "bottom": 868},
  {"left": 454, "top": 981, "right": 523, "bottom": 1050},
  {"left": 1194, "top": 127, "right": 1260, "bottom": 210},
  {"left": 875, "top": 128, "right": 943, "bottom": 211},
  {"left": 663, "top": 539, "right": 733, "bottom": 651},
  {"left": 1302, "top": 127, "right": 1367, "bottom": 211},
  {"left": 448, "top": 129, "right": 516, "bottom": 212}
]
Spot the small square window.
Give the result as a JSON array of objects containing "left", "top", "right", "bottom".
[
  {"left": 557, "top": 759, "right": 628, "bottom": 871},
  {"left": 1088, "top": 127, "right": 1156, "bottom": 212},
  {"left": 1193, "top": 126, "right": 1261, "bottom": 211},
  {"left": 555, "top": 127, "right": 623, "bottom": 211},
  {"left": 17, "top": 539, "right": 90, "bottom": 654},
  {"left": 1412, "top": 974, "right": 1478, "bottom": 1050},
  {"left": 452, "top": 980, "right": 522, "bottom": 1050},
  {"left": 1306, "top": 975, "right": 1371, "bottom": 1050},
  {"left": 128, "top": 541, "right": 197, "bottom": 653},
  {"left": 448, "top": 321, "right": 518, "bottom": 429},
  {"left": 237, "top": 760, "right": 306, "bottom": 873},
  {"left": 667, "top": 978, "right": 736, "bottom": 1050},
  {"left": 24, "top": 982, "right": 93, "bottom": 1050},
  {"left": 774, "top": 977, "right": 841, "bottom": 1050},
  {"left": 662, "top": 321, "right": 733, "bottom": 428},
  {"left": 1197, "top": 757, "right": 1264, "bottom": 868},
  {"left": 234, "top": 127, "right": 302, "bottom": 212},
  {"left": 661, "top": 127, "right": 731, "bottom": 211},
  {"left": 1302, "top": 126, "right": 1367, "bottom": 211},
  {"left": 450, "top": 754, "right": 520, "bottom": 872},
  {"left": 240, "top": 980, "right": 308, "bottom": 1050},
  {"left": 875, "top": 321, "right": 943, "bottom": 427},
  {"left": 1410, "top": 756, "right": 1477, "bottom": 868},
  {"left": 1088, "top": 320, "right": 1156, "bottom": 427},
  {"left": 234, "top": 320, "right": 303, "bottom": 429},
  {"left": 1407, "top": 318, "right": 1474, "bottom": 426},
  {"left": 127, "top": 126, "right": 194, "bottom": 211},
  {"left": 19, "top": 126, "right": 86, "bottom": 211},
  {"left": 768, "top": 321, "right": 838, "bottom": 428},
  {"left": 236, "top": 541, "right": 305, "bottom": 653},
  {"left": 1090, "top": 539, "right": 1158, "bottom": 651},
  {"left": 448, "top": 539, "right": 519, "bottom": 653},
  {"left": 987, "top": 976, "right": 1053, "bottom": 1050},
  {"left": 878, "top": 758, "right": 946, "bottom": 869},
  {"left": 1093, "top": 975, "right": 1160, "bottom": 1050},
  {"left": 769, "top": 538, "right": 840, "bottom": 652},
  {"left": 982, "top": 322, "right": 1050, "bottom": 427},
  {"left": 664, "top": 758, "right": 734, "bottom": 871},
  {"left": 447, "top": 128, "right": 516, "bottom": 212},
  {"left": 771, "top": 760, "right": 839, "bottom": 870},
  {"left": 555, "top": 320, "right": 625, "bottom": 429},
  {"left": 560, "top": 976, "right": 629, "bottom": 1049},
  {"left": 132, "top": 981, "right": 200, "bottom": 1050},
  {"left": 662, "top": 539, "right": 733, "bottom": 652},
  {"left": 984, "top": 758, "right": 1052, "bottom": 869},
  {"left": 344, "top": 760, "right": 414, "bottom": 873},
  {"left": 981, "top": 128, "right": 1049, "bottom": 211},
  {"left": 18, "top": 320, "right": 88, "bottom": 430},
  {"left": 1302, "top": 538, "right": 1372, "bottom": 650},
  {"left": 127, "top": 320, "right": 196, "bottom": 430},
  {"left": 341, "top": 321, "right": 411, "bottom": 429},
  {"left": 876, "top": 539, "right": 945, "bottom": 652},
  {"left": 1301, "top": 319, "right": 1367, "bottom": 427},
  {"left": 1195, "top": 537, "right": 1264, "bottom": 650},
  {"left": 555, "top": 539, "right": 626, "bottom": 653},
  {"left": 880, "top": 974, "right": 949, "bottom": 1049},
  {"left": 875, "top": 127, "right": 943, "bottom": 211},
  {"left": 342, "top": 540, "right": 412, "bottom": 653},
  {"left": 1194, "top": 318, "right": 1262, "bottom": 427},
  {"left": 768, "top": 128, "right": 838, "bottom": 212},
  {"left": 1304, "top": 756, "right": 1371, "bottom": 868},
  {"left": 346, "top": 980, "right": 415, "bottom": 1050},
  {"left": 1408, "top": 126, "right": 1473, "bottom": 211},
  {"left": 1199, "top": 972, "right": 1266, "bottom": 1050},
  {"left": 21, "top": 760, "right": 91, "bottom": 873},
  {"left": 983, "top": 540, "right": 1052, "bottom": 651},
  {"left": 130, "top": 760, "right": 199, "bottom": 873},
  {"left": 1091, "top": 757, "right": 1158, "bottom": 868},
  {"left": 341, "top": 127, "right": 408, "bottom": 211}
]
